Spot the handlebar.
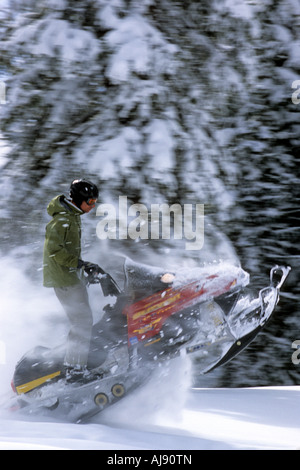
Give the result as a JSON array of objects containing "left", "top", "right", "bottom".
[{"left": 85, "top": 266, "right": 122, "bottom": 297}]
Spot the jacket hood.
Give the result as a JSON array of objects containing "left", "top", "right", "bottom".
[{"left": 47, "top": 195, "right": 83, "bottom": 217}]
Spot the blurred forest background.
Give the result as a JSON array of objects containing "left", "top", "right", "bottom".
[{"left": 0, "top": 0, "right": 299, "bottom": 387}]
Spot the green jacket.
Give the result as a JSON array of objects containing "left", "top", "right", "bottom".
[{"left": 43, "top": 195, "right": 83, "bottom": 287}]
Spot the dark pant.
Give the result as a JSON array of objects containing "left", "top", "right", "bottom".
[{"left": 54, "top": 283, "right": 93, "bottom": 368}]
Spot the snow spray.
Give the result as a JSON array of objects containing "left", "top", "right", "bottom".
[{"left": 0, "top": 341, "right": 6, "bottom": 365}]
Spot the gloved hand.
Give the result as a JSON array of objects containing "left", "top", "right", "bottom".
[
  {"left": 77, "top": 259, "right": 103, "bottom": 276},
  {"left": 78, "top": 260, "right": 120, "bottom": 296}
]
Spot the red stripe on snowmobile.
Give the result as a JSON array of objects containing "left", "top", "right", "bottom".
[{"left": 124, "top": 274, "right": 237, "bottom": 346}]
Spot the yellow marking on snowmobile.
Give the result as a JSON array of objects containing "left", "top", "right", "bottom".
[
  {"left": 212, "top": 315, "right": 223, "bottom": 327},
  {"left": 144, "top": 337, "right": 162, "bottom": 347},
  {"left": 16, "top": 371, "right": 61, "bottom": 395},
  {"left": 132, "top": 293, "right": 181, "bottom": 320},
  {"left": 133, "top": 317, "right": 162, "bottom": 335}
]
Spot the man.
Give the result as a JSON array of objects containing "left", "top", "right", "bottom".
[{"left": 43, "top": 178, "right": 100, "bottom": 383}]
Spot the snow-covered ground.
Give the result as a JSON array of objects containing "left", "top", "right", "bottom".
[{"left": 0, "top": 385, "right": 299, "bottom": 450}]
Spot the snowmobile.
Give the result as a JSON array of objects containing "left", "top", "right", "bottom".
[{"left": 10, "top": 259, "right": 290, "bottom": 423}]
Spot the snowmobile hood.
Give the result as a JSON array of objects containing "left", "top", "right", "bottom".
[{"left": 47, "top": 195, "right": 83, "bottom": 217}]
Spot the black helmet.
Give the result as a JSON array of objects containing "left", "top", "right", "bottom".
[{"left": 70, "top": 179, "right": 99, "bottom": 207}]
